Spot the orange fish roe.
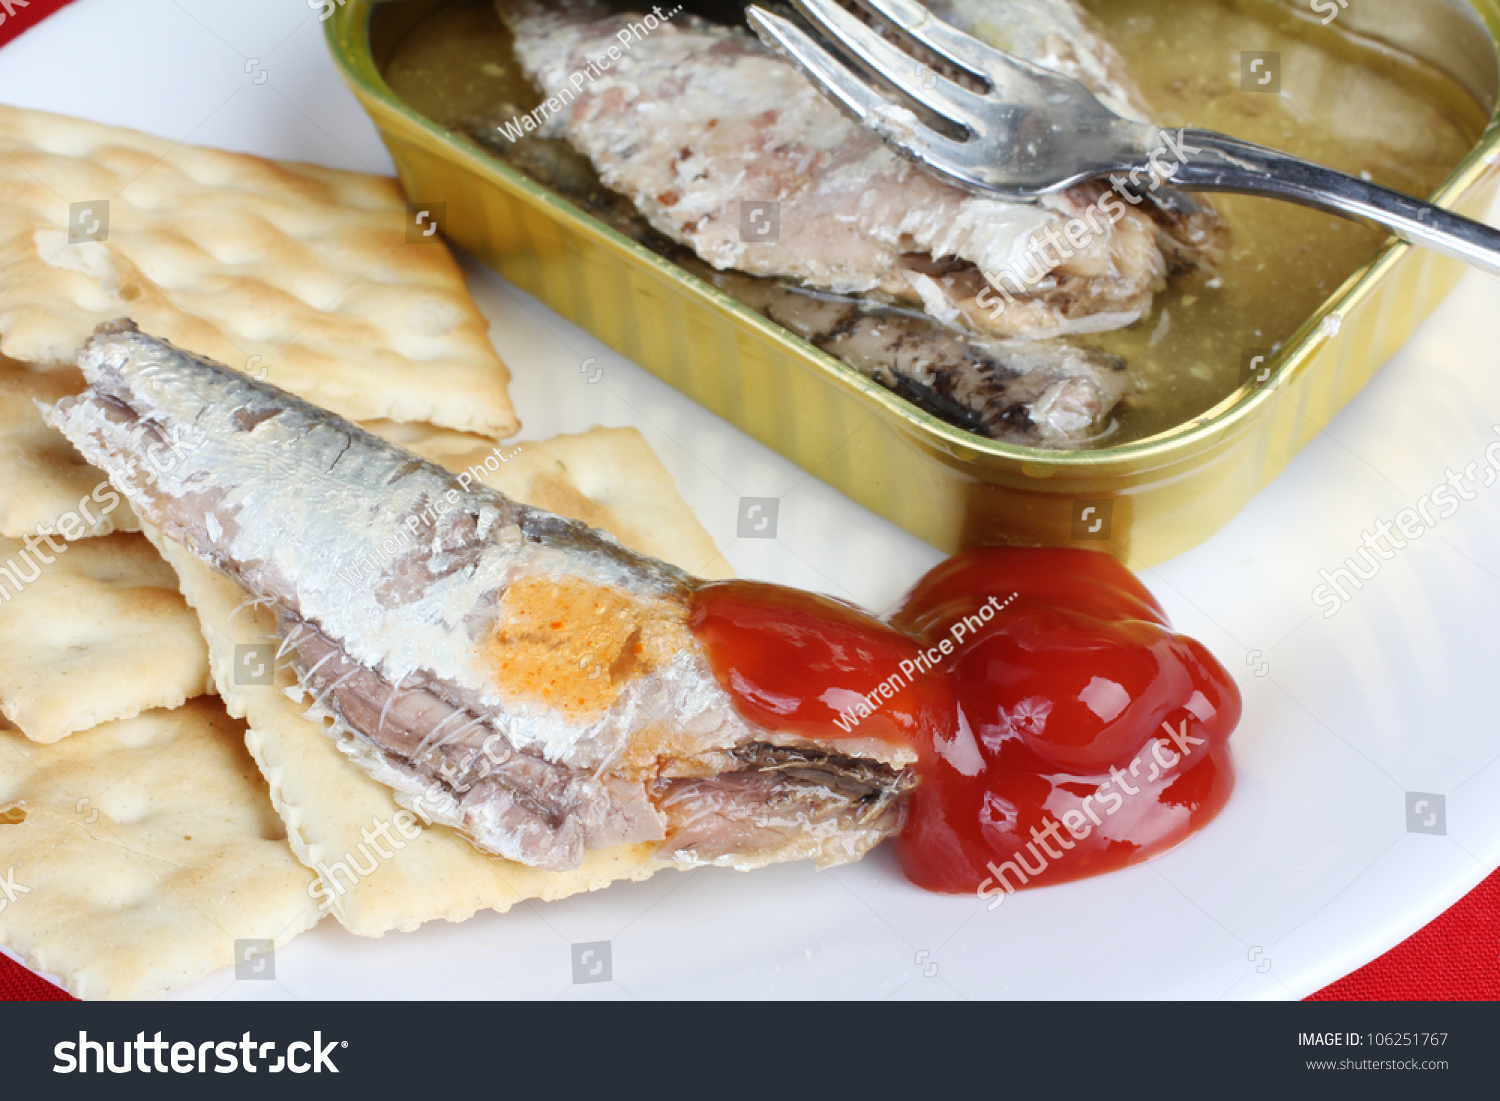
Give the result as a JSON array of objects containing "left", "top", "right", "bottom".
[{"left": 481, "top": 575, "right": 690, "bottom": 722}]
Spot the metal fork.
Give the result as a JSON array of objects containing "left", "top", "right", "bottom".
[{"left": 746, "top": 0, "right": 1500, "bottom": 277}]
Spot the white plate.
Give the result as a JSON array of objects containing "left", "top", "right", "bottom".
[{"left": 6, "top": 0, "right": 1499, "bottom": 1001}]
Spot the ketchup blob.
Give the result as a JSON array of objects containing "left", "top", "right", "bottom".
[
  {"left": 691, "top": 581, "right": 948, "bottom": 750},
  {"left": 689, "top": 548, "right": 1241, "bottom": 897},
  {"left": 890, "top": 548, "right": 1239, "bottom": 896}
]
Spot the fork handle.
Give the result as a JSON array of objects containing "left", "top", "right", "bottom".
[{"left": 1163, "top": 128, "right": 1500, "bottom": 278}]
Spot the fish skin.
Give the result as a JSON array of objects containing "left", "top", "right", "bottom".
[
  {"left": 46, "top": 321, "right": 914, "bottom": 872},
  {"left": 706, "top": 264, "right": 1130, "bottom": 446},
  {"left": 497, "top": 0, "right": 1218, "bottom": 342}
]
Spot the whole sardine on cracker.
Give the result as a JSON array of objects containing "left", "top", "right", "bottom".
[{"left": 48, "top": 322, "right": 914, "bottom": 874}]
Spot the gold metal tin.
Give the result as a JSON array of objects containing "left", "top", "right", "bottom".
[{"left": 327, "top": 0, "right": 1500, "bottom": 567}]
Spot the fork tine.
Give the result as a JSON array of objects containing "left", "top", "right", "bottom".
[
  {"left": 748, "top": 7, "right": 972, "bottom": 173},
  {"left": 785, "top": 0, "right": 984, "bottom": 127},
  {"left": 845, "top": 0, "right": 1007, "bottom": 79},
  {"left": 849, "top": 0, "right": 1092, "bottom": 106},
  {"left": 750, "top": 8, "right": 937, "bottom": 131}
]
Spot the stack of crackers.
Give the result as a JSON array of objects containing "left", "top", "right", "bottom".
[{"left": 0, "top": 105, "right": 727, "bottom": 999}]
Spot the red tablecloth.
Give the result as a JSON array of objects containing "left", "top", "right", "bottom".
[
  {"left": 0, "top": 0, "right": 71, "bottom": 46},
  {"left": 2, "top": 0, "right": 1497, "bottom": 1005}
]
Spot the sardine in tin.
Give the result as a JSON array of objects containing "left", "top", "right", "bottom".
[{"left": 326, "top": 0, "right": 1500, "bottom": 568}]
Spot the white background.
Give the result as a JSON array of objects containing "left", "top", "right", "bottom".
[{"left": 3, "top": 0, "right": 1500, "bottom": 999}]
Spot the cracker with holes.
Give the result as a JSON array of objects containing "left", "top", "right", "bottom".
[
  {"left": 0, "top": 357, "right": 138, "bottom": 539},
  {"left": 0, "top": 104, "right": 518, "bottom": 437},
  {"left": 0, "top": 532, "right": 212, "bottom": 743},
  {"left": 0, "top": 698, "right": 321, "bottom": 999},
  {"left": 143, "top": 426, "right": 725, "bottom": 936}
]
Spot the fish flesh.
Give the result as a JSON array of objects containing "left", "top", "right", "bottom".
[
  {"left": 496, "top": 0, "right": 1222, "bottom": 343},
  {"left": 46, "top": 321, "right": 915, "bottom": 872},
  {"left": 469, "top": 107, "right": 1129, "bottom": 446}
]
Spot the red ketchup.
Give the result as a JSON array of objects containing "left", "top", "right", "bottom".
[{"left": 690, "top": 548, "right": 1240, "bottom": 897}]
